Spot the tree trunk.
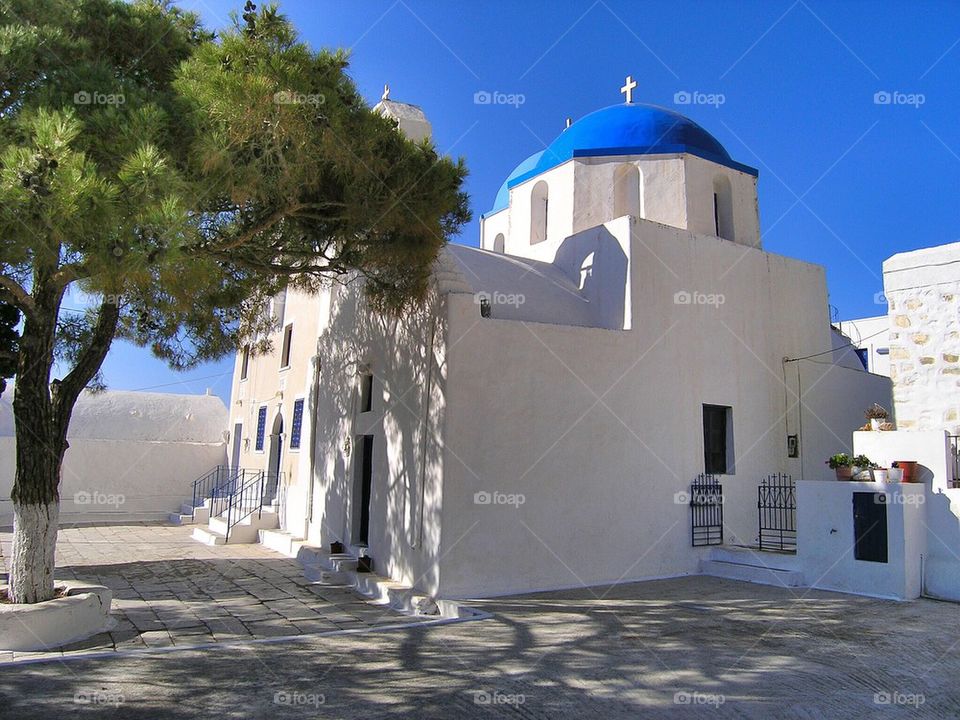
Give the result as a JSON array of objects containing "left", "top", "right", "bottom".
[{"left": 10, "top": 498, "right": 60, "bottom": 604}]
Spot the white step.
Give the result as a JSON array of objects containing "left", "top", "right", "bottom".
[
  {"left": 259, "top": 528, "right": 305, "bottom": 556},
  {"left": 700, "top": 559, "right": 805, "bottom": 588},
  {"left": 709, "top": 545, "right": 801, "bottom": 571},
  {"left": 168, "top": 512, "right": 195, "bottom": 526},
  {"left": 192, "top": 526, "right": 226, "bottom": 546}
]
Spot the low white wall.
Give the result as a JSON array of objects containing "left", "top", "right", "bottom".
[
  {"left": 853, "top": 430, "right": 951, "bottom": 490},
  {"left": 797, "top": 480, "right": 926, "bottom": 600},
  {"left": 0, "top": 437, "right": 226, "bottom": 525}
]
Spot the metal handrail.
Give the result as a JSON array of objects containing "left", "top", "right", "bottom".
[
  {"left": 191, "top": 465, "right": 238, "bottom": 509},
  {"left": 224, "top": 471, "right": 283, "bottom": 542},
  {"left": 209, "top": 468, "right": 259, "bottom": 519}
]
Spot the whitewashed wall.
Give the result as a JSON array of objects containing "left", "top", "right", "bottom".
[{"left": 0, "top": 390, "right": 227, "bottom": 525}]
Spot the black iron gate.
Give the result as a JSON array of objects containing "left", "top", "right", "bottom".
[
  {"left": 758, "top": 473, "right": 796, "bottom": 552},
  {"left": 690, "top": 474, "right": 723, "bottom": 547}
]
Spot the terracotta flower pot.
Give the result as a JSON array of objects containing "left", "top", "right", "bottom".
[
  {"left": 835, "top": 467, "right": 853, "bottom": 481},
  {"left": 897, "top": 461, "right": 919, "bottom": 483}
]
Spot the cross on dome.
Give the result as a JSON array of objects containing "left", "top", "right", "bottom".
[
  {"left": 382, "top": 83, "right": 390, "bottom": 101},
  {"left": 620, "top": 75, "right": 637, "bottom": 104}
]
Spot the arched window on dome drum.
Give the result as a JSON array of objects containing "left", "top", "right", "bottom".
[
  {"left": 530, "top": 181, "right": 549, "bottom": 245},
  {"left": 613, "top": 164, "right": 642, "bottom": 220},
  {"left": 493, "top": 233, "right": 505, "bottom": 253},
  {"left": 712, "top": 175, "right": 734, "bottom": 241}
]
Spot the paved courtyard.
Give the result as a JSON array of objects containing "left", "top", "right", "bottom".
[
  {"left": 0, "top": 522, "right": 430, "bottom": 662},
  {"left": 1, "top": 560, "right": 958, "bottom": 718}
]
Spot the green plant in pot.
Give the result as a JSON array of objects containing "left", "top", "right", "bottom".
[
  {"left": 851, "top": 455, "right": 875, "bottom": 480},
  {"left": 827, "top": 453, "right": 853, "bottom": 480}
]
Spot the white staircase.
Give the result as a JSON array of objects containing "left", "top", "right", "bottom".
[
  {"left": 168, "top": 500, "right": 210, "bottom": 526},
  {"left": 191, "top": 506, "right": 279, "bottom": 545},
  {"left": 700, "top": 545, "right": 806, "bottom": 588}
]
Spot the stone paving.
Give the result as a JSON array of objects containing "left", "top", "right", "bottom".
[
  {"left": 0, "top": 522, "right": 429, "bottom": 662},
  {"left": 1, "top": 574, "right": 959, "bottom": 717}
]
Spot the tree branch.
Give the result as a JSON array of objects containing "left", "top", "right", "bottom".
[
  {"left": 0, "top": 275, "right": 35, "bottom": 316},
  {"left": 52, "top": 300, "right": 120, "bottom": 423}
]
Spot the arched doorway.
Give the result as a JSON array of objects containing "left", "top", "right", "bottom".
[{"left": 265, "top": 413, "right": 283, "bottom": 506}]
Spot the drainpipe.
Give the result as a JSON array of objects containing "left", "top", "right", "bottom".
[{"left": 304, "top": 344, "right": 322, "bottom": 540}]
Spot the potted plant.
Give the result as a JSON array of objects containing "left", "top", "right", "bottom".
[
  {"left": 871, "top": 467, "right": 890, "bottom": 483},
  {"left": 887, "top": 462, "right": 903, "bottom": 482},
  {"left": 827, "top": 453, "right": 853, "bottom": 480},
  {"left": 851, "top": 455, "right": 874, "bottom": 480},
  {"left": 895, "top": 460, "right": 919, "bottom": 483},
  {"left": 865, "top": 403, "right": 889, "bottom": 430},
  {"left": 330, "top": 541, "right": 345, "bottom": 555}
]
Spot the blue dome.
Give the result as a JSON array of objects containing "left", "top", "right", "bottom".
[
  {"left": 486, "top": 150, "right": 544, "bottom": 216},
  {"left": 507, "top": 103, "right": 757, "bottom": 191}
]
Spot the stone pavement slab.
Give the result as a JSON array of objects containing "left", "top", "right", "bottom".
[{"left": 0, "top": 522, "right": 420, "bottom": 661}]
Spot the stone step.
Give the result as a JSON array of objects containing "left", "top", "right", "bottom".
[
  {"left": 168, "top": 512, "right": 195, "bottom": 526},
  {"left": 258, "top": 528, "right": 304, "bottom": 556},
  {"left": 191, "top": 526, "right": 226, "bottom": 546},
  {"left": 700, "top": 559, "right": 805, "bottom": 588},
  {"left": 708, "top": 545, "right": 801, "bottom": 572}
]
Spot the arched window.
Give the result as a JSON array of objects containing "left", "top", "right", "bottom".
[
  {"left": 712, "top": 175, "right": 734, "bottom": 241},
  {"left": 530, "top": 181, "right": 549, "bottom": 245},
  {"left": 493, "top": 233, "right": 505, "bottom": 253},
  {"left": 579, "top": 252, "right": 595, "bottom": 290},
  {"left": 613, "top": 164, "right": 642, "bottom": 219}
]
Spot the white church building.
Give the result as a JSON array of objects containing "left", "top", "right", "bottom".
[{"left": 208, "top": 81, "right": 892, "bottom": 600}]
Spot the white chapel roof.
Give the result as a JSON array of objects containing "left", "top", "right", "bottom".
[
  {"left": 438, "top": 244, "right": 598, "bottom": 328},
  {"left": 0, "top": 388, "right": 227, "bottom": 442}
]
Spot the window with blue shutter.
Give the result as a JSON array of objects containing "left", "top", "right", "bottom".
[
  {"left": 290, "top": 399, "right": 304, "bottom": 449},
  {"left": 255, "top": 406, "right": 267, "bottom": 451}
]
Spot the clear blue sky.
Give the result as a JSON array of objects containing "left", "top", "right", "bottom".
[{"left": 97, "top": 0, "right": 960, "bottom": 403}]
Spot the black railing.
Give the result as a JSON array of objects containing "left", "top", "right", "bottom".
[
  {"left": 690, "top": 474, "right": 723, "bottom": 547},
  {"left": 224, "top": 471, "right": 283, "bottom": 542},
  {"left": 758, "top": 473, "right": 797, "bottom": 552},
  {"left": 209, "top": 468, "right": 262, "bottom": 520},
  {"left": 191, "top": 465, "right": 238, "bottom": 509}
]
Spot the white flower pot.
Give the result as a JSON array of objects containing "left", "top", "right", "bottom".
[
  {"left": 872, "top": 469, "right": 889, "bottom": 483},
  {"left": 887, "top": 468, "right": 903, "bottom": 482}
]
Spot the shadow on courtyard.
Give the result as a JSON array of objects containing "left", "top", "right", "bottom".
[{"left": 1, "top": 575, "right": 958, "bottom": 718}]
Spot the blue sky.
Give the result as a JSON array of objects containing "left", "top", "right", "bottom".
[{"left": 96, "top": 0, "right": 960, "bottom": 403}]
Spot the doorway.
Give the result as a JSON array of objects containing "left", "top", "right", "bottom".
[
  {"left": 230, "top": 422, "right": 242, "bottom": 470},
  {"left": 354, "top": 435, "right": 374, "bottom": 546},
  {"left": 265, "top": 414, "right": 283, "bottom": 506}
]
